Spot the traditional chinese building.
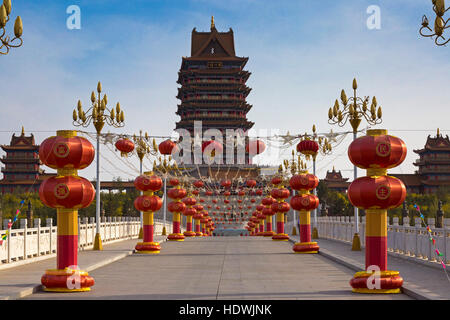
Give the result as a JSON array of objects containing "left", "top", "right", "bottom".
[
  {"left": 175, "top": 17, "right": 255, "bottom": 170},
  {"left": 408, "top": 129, "right": 450, "bottom": 193},
  {"left": 0, "top": 128, "right": 55, "bottom": 194},
  {"left": 320, "top": 167, "right": 350, "bottom": 193}
]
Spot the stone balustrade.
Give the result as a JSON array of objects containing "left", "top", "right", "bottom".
[
  {"left": 286, "top": 216, "right": 450, "bottom": 265},
  {"left": 0, "top": 217, "right": 174, "bottom": 266}
]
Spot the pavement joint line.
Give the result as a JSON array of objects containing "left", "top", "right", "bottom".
[{"left": 288, "top": 236, "right": 437, "bottom": 300}]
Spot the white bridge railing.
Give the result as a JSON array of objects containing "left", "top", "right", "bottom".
[
  {"left": 0, "top": 217, "right": 173, "bottom": 266},
  {"left": 287, "top": 216, "right": 450, "bottom": 266}
]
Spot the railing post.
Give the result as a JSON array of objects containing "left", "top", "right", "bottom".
[
  {"left": 90, "top": 217, "right": 96, "bottom": 246},
  {"left": 20, "top": 219, "right": 27, "bottom": 260},
  {"left": 78, "top": 217, "right": 81, "bottom": 249},
  {"left": 5, "top": 219, "right": 11, "bottom": 263},
  {"left": 414, "top": 217, "right": 421, "bottom": 258},
  {"left": 428, "top": 218, "right": 435, "bottom": 261},
  {"left": 46, "top": 218, "right": 53, "bottom": 254},
  {"left": 35, "top": 218, "right": 41, "bottom": 257}
]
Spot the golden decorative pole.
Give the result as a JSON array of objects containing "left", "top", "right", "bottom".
[
  {"left": 73, "top": 81, "right": 125, "bottom": 250},
  {"left": 133, "top": 130, "right": 151, "bottom": 239},
  {"left": 328, "top": 78, "right": 382, "bottom": 251},
  {"left": 0, "top": 0, "right": 23, "bottom": 55},
  {"left": 419, "top": 0, "right": 450, "bottom": 46}
]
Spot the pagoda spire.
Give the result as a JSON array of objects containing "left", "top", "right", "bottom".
[
  {"left": 21, "top": 126, "right": 24, "bottom": 136},
  {"left": 211, "top": 16, "right": 215, "bottom": 30}
]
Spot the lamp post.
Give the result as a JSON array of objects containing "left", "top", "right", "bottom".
[
  {"left": 328, "top": 78, "right": 382, "bottom": 251},
  {"left": 296, "top": 125, "right": 332, "bottom": 239},
  {"left": 0, "top": 0, "right": 23, "bottom": 55},
  {"left": 419, "top": 0, "right": 450, "bottom": 46},
  {"left": 73, "top": 81, "right": 125, "bottom": 250},
  {"left": 132, "top": 130, "right": 151, "bottom": 238}
]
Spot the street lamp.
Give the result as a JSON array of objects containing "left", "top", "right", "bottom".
[
  {"left": 297, "top": 125, "right": 332, "bottom": 239},
  {"left": 0, "top": 0, "right": 23, "bottom": 55},
  {"left": 132, "top": 130, "right": 152, "bottom": 238},
  {"left": 419, "top": 0, "right": 450, "bottom": 46},
  {"left": 328, "top": 78, "right": 382, "bottom": 251},
  {"left": 73, "top": 81, "right": 125, "bottom": 250}
]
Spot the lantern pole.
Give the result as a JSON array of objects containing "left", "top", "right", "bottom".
[
  {"left": 95, "top": 134, "right": 102, "bottom": 247},
  {"left": 162, "top": 176, "right": 167, "bottom": 235},
  {"left": 72, "top": 81, "right": 126, "bottom": 250},
  {"left": 328, "top": 78, "right": 382, "bottom": 251}
]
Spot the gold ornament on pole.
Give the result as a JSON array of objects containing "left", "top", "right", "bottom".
[
  {"left": 0, "top": 0, "right": 23, "bottom": 55},
  {"left": 73, "top": 81, "right": 125, "bottom": 250},
  {"left": 420, "top": 0, "right": 450, "bottom": 46},
  {"left": 328, "top": 78, "right": 382, "bottom": 251}
]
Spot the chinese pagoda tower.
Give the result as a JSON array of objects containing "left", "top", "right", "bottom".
[
  {"left": 175, "top": 17, "right": 255, "bottom": 168},
  {"left": 0, "top": 127, "right": 47, "bottom": 194}
]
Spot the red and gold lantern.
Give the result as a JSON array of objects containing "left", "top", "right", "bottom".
[
  {"left": 158, "top": 139, "right": 178, "bottom": 155},
  {"left": 115, "top": 138, "right": 135, "bottom": 157},
  {"left": 167, "top": 183, "right": 187, "bottom": 241},
  {"left": 182, "top": 196, "right": 197, "bottom": 237},
  {"left": 271, "top": 185, "right": 290, "bottom": 241},
  {"left": 134, "top": 172, "right": 163, "bottom": 254},
  {"left": 290, "top": 172, "right": 320, "bottom": 253},
  {"left": 39, "top": 130, "right": 95, "bottom": 292},
  {"left": 347, "top": 129, "right": 406, "bottom": 294}
]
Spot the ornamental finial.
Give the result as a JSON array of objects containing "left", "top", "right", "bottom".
[
  {"left": 211, "top": 16, "right": 215, "bottom": 29},
  {"left": 21, "top": 126, "right": 24, "bottom": 136}
]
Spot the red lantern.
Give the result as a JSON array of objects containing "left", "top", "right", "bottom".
[
  {"left": 271, "top": 177, "right": 282, "bottom": 185},
  {"left": 246, "top": 140, "right": 266, "bottom": 155},
  {"left": 289, "top": 174, "right": 318, "bottom": 191},
  {"left": 348, "top": 133, "right": 407, "bottom": 169},
  {"left": 271, "top": 202, "right": 290, "bottom": 213},
  {"left": 182, "top": 197, "right": 196, "bottom": 207},
  {"left": 168, "top": 188, "right": 187, "bottom": 199},
  {"left": 348, "top": 176, "right": 406, "bottom": 210},
  {"left": 134, "top": 195, "right": 163, "bottom": 212},
  {"left": 134, "top": 174, "right": 163, "bottom": 192},
  {"left": 159, "top": 139, "right": 178, "bottom": 155},
  {"left": 39, "top": 176, "right": 95, "bottom": 209},
  {"left": 39, "top": 134, "right": 94, "bottom": 169},
  {"left": 115, "top": 138, "right": 135, "bottom": 157},
  {"left": 183, "top": 207, "right": 197, "bottom": 216},
  {"left": 261, "top": 197, "right": 275, "bottom": 206},
  {"left": 290, "top": 194, "right": 319, "bottom": 211},
  {"left": 202, "top": 140, "right": 223, "bottom": 156},
  {"left": 193, "top": 180, "right": 204, "bottom": 188},
  {"left": 168, "top": 201, "right": 186, "bottom": 213},
  {"left": 296, "top": 139, "right": 319, "bottom": 156},
  {"left": 221, "top": 180, "right": 232, "bottom": 188},
  {"left": 256, "top": 189, "right": 263, "bottom": 196},
  {"left": 246, "top": 179, "right": 257, "bottom": 188},
  {"left": 270, "top": 188, "right": 290, "bottom": 200},
  {"left": 256, "top": 204, "right": 264, "bottom": 211},
  {"left": 169, "top": 178, "right": 179, "bottom": 186}
]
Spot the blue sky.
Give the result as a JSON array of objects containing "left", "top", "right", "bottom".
[{"left": 1, "top": 0, "right": 449, "bottom": 181}]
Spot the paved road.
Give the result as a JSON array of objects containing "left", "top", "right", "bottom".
[{"left": 25, "top": 237, "right": 410, "bottom": 300}]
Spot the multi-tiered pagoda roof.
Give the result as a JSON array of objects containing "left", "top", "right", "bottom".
[{"left": 175, "top": 18, "right": 254, "bottom": 134}]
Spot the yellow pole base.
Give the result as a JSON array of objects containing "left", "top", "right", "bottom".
[
  {"left": 138, "top": 227, "right": 143, "bottom": 239},
  {"left": 351, "top": 233, "right": 361, "bottom": 251},
  {"left": 93, "top": 233, "right": 103, "bottom": 251},
  {"left": 162, "top": 226, "right": 167, "bottom": 236},
  {"left": 292, "top": 226, "right": 297, "bottom": 236},
  {"left": 312, "top": 227, "right": 319, "bottom": 239}
]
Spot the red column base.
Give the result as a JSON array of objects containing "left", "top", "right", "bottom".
[
  {"left": 263, "top": 231, "right": 275, "bottom": 237},
  {"left": 168, "top": 233, "right": 185, "bottom": 241},
  {"left": 135, "top": 242, "right": 161, "bottom": 254},
  {"left": 256, "top": 231, "right": 265, "bottom": 236},
  {"left": 195, "top": 231, "right": 203, "bottom": 237},
  {"left": 41, "top": 268, "right": 94, "bottom": 292},
  {"left": 292, "top": 242, "right": 319, "bottom": 254},
  {"left": 272, "top": 233, "right": 289, "bottom": 241},
  {"left": 183, "top": 231, "right": 196, "bottom": 237},
  {"left": 350, "top": 270, "right": 403, "bottom": 294}
]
